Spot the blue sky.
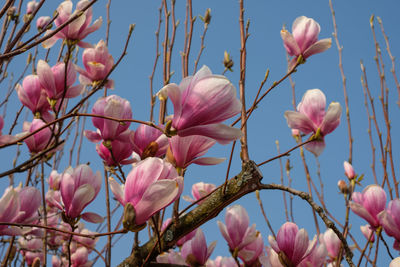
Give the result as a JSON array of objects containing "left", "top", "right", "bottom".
[{"left": 1, "top": 0, "right": 400, "bottom": 266}]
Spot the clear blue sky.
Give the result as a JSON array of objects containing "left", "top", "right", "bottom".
[{"left": 1, "top": 0, "right": 400, "bottom": 266}]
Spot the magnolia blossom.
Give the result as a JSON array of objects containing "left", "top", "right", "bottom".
[
  {"left": 158, "top": 65, "right": 242, "bottom": 144},
  {"left": 22, "top": 119, "right": 55, "bottom": 153},
  {"left": 14, "top": 187, "right": 41, "bottom": 224},
  {"left": 269, "top": 222, "right": 316, "bottom": 266},
  {"left": 378, "top": 198, "right": 400, "bottom": 250},
  {"left": 95, "top": 130, "right": 136, "bottom": 166},
  {"left": 238, "top": 232, "right": 264, "bottom": 266},
  {"left": 48, "top": 170, "right": 62, "bottom": 190},
  {"left": 181, "top": 229, "right": 216, "bottom": 266},
  {"left": 18, "top": 236, "right": 44, "bottom": 266},
  {"left": 37, "top": 60, "right": 84, "bottom": 101},
  {"left": 77, "top": 39, "right": 114, "bottom": 88},
  {"left": 0, "top": 187, "right": 22, "bottom": 235},
  {"left": 109, "top": 157, "right": 183, "bottom": 225},
  {"left": 26, "top": 1, "right": 39, "bottom": 15},
  {"left": 168, "top": 135, "right": 225, "bottom": 169},
  {"left": 217, "top": 205, "right": 258, "bottom": 252},
  {"left": 42, "top": 0, "right": 102, "bottom": 48},
  {"left": 344, "top": 161, "right": 355, "bottom": 179},
  {"left": 85, "top": 95, "right": 132, "bottom": 142},
  {"left": 284, "top": 89, "right": 342, "bottom": 156},
  {"left": 55, "top": 164, "right": 103, "bottom": 223},
  {"left": 36, "top": 16, "right": 51, "bottom": 31},
  {"left": 350, "top": 184, "right": 386, "bottom": 228},
  {"left": 183, "top": 182, "right": 216, "bottom": 205},
  {"left": 15, "top": 75, "right": 51, "bottom": 119},
  {"left": 132, "top": 124, "right": 168, "bottom": 159},
  {"left": 281, "top": 16, "right": 331, "bottom": 69},
  {"left": 320, "top": 228, "right": 341, "bottom": 261}
]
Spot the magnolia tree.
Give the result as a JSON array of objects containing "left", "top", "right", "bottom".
[{"left": 0, "top": 0, "right": 399, "bottom": 266}]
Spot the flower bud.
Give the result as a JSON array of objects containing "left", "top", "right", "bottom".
[{"left": 337, "top": 180, "right": 348, "bottom": 195}]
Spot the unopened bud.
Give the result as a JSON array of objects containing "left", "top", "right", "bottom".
[
  {"left": 202, "top": 8, "right": 211, "bottom": 26},
  {"left": 223, "top": 51, "right": 234, "bottom": 71},
  {"left": 338, "top": 180, "right": 349, "bottom": 195},
  {"left": 7, "top": 6, "right": 16, "bottom": 18},
  {"left": 343, "top": 161, "right": 355, "bottom": 179}
]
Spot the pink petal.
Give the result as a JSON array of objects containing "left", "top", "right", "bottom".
[
  {"left": 303, "top": 38, "right": 332, "bottom": 58},
  {"left": 178, "top": 124, "right": 242, "bottom": 144},
  {"left": 81, "top": 212, "right": 104, "bottom": 223},
  {"left": 68, "top": 184, "right": 95, "bottom": 218},
  {"left": 320, "top": 102, "right": 342, "bottom": 135},
  {"left": 298, "top": 89, "right": 326, "bottom": 126},
  {"left": 291, "top": 229, "right": 310, "bottom": 265},
  {"left": 37, "top": 60, "right": 56, "bottom": 98},
  {"left": 191, "top": 157, "right": 225, "bottom": 166},
  {"left": 350, "top": 201, "right": 377, "bottom": 227},
  {"left": 108, "top": 177, "right": 125, "bottom": 205},
  {"left": 281, "top": 29, "right": 300, "bottom": 56},
  {"left": 284, "top": 111, "right": 316, "bottom": 134},
  {"left": 134, "top": 177, "right": 183, "bottom": 225},
  {"left": 304, "top": 139, "right": 326, "bottom": 156},
  {"left": 84, "top": 130, "right": 102, "bottom": 143},
  {"left": 65, "top": 84, "right": 84, "bottom": 98}
]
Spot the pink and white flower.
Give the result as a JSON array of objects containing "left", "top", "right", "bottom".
[
  {"left": 37, "top": 60, "right": 84, "bottom": 101},
  {"left": 181, "top": 229, "right": 216, "bottom": 266},
  {"left": 132, "top": 124, "right": 168, "bottom": 159},
  {"left": 281, "top": 16, "right": 331, "bottom": 69},
  {"left": 350, "top": 184, "right": 386, "bottom": 228},
  {"left": 22, "top": 119, "right": 55, "bottom": 154},
  {"left": 378, "top": 198, "right": 400, "bottom": 250},
  {"left": 168, "top": 135, "right": 225, "bottom": 169},
  {"left": 268, "top": 222, "right": 317, "bottom": 266},
  {"left": 217, "top": 205, "right": 257, "bottom": 252},
  {"left": 56, "top": 164, "right": 103, "bottom": 223},
  {"left": 320, "top": 228, "right": 341, "bottom": 261},
  {"left": 77, "top": 39, "right": 114, "bottom": 88},
  {"left": 158, "top": 65, "right": 242, "bottom": 144},
  {"left": 109, "top": 157, "right": 183, "bottom": 225},
  {"left": 284, "top": 89, "right": 342, "bottom": 156},
  {"left": 42, "top": 0, "right": 102, "bottom": 48}
]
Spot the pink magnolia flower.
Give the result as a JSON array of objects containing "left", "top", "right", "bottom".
[
  {"left": 378, "top": 198, "right": 400, "bottom": 250},
  {"left": 320, "top": 228, "right": 341, "bottom": 261},
  {"left": 181, "top": 229, "right": 216, "bottom": 266},
  {"left": 350, "top": 184, "right": 387, "bottom": 228},
  {"left": 281, "top": 16, "right": 332, "bottom": 69},
  {"left": 14, "top": 187, "right": 41, "bottom": 224},
  {"left": 298, "top": 241, "right": 327, "bottom": 267},
  {"left": 77, "top": 40, "right": 114, "bottom": 88},
  {"left": 48, "top": 170, "right": 62, "bottom": 190},
  {"left": 26, "top": 1, "right": 39, "bottom": 15},
  {"left": 18, "top": 236, "right": 44, "bottom": 266},
  {"left": 95, "top": 130, "right": 136, "bottom": 166},
  {"left": 284, "top": 89, "right": 342, "bottom": 156},
  {"left": 183, "top": 182, "right": 216, "bottom": 205},
  {"left": 217, "top": 205, "right": 257, "bottom": 251},
  {"left": 360, "top": 224, "right": 375, "bottom": 243},
  {"left": 15, "top": 75, "right": 51, "bottom": 119},
  {"left": 22, "top": 119, "right": 55, "bottom": 154},
  {"left": 37, "top": 60, "right": 83, "bottom": 101},
  {"left": 36, "top": 16, "right": 51, "bottom": 31},
  {"left": 0, "top": 187, "right": 22, "bottom": 236},
  {"left": 85, "top": 95, "right": 132, "bottom": 142},
  {"left": 42, "top": 0, "right": 102, "bottom": 48},
  {"left": 158, "top": 65, "right": 242, "bottom": 144},
  {"left": 71, "top": 247, "right": 91, "bottom": 267},
  {"left": 238, "top": 232, "right": 264, "bottom": 266},
  {"left": 56, "top": 164, "right": 103, "bottom": 223},
  {"left": 132, "top": 124, "right": 168, "bottom": 159},
  {"left": 344, "top": 161, "right": 355, "bottom": 179},
  {"left": 269, "top": 222, "right": 317, "bottom": 266},
  {"left": 109, "top": 157, "right": 183, "bottom": 225},
  {"left": 168, "top": 135, "right": 225, "bottom": 169},
  {"left": 156, "top": 249, "right": 187, "bottom": 266},
  {"left": 206, "top": 256, "right": 238, "bottom": 267}
]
